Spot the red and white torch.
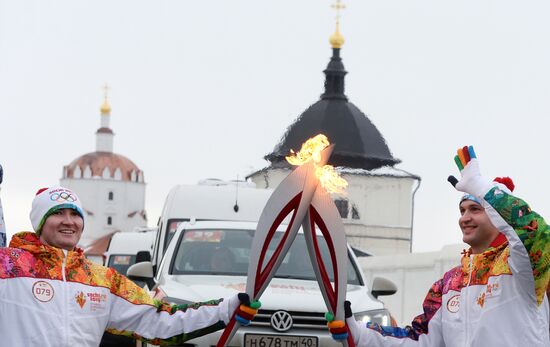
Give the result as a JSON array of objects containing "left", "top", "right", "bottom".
[{"left": 217, "top": 134, "right": 354, "bottom": 347}]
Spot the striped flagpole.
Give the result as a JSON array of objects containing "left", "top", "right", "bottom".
[{"left": 0, "top": 164, "right": 5, "bottom": 247}]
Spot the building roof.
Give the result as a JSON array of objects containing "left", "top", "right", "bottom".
[
  {"left": 64, "top": 151, "right": 143, "bottom": 182},
  {"left": 265, "top": 46, "right": 400, "bottom": 170}
]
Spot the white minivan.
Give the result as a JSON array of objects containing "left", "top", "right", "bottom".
[
  {"left": 104, "top": 228, "right": 157, "bottom": 276},
  {"left": 129, "top": 180, "right": 397, "bottom": 346},
  {"left": 150, "top": 180, "right": 273, "bottom": 272}
]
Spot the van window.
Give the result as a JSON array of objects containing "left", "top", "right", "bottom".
[
  {"left": 108, "top": 254, "right": 136, "bottom": 276},
  {"left": 170, "top": 228, "right": 361, "bottom": 285},
  {"left": 165, "top": 219, "right": 188, "bottom": 252}
]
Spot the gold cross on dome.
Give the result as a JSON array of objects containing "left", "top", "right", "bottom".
[
  {"left": 331, "top": 0, "right": 346, "bottom": 21},
  {"left": 102, "top": 83, "right": 110, "bottom": 100}
]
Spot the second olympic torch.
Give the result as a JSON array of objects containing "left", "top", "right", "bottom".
[{"left": 217, "top": 135, "right": 354, "bottom": 347}]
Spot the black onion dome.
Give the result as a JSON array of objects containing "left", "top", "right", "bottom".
[{"left": 265, "top": 48, "right": 400, "bottom": 170}]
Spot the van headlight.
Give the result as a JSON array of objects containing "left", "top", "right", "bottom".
[{"left": 354, "top": 309, "right": 392, "bottom": 326}]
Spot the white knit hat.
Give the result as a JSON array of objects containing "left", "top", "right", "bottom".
[{"left": 29, "top": 186, "right": 85, "bottom": 234}]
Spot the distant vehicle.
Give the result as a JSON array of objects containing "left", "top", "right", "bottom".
[
  {"left": 128, "top": 180, "right": 397, "bottom": 347},
  {"left": 104, "top": 228, "right": 157, "bottom": 276}
]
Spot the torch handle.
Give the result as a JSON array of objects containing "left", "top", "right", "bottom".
[
  {"left": 216, "top": 310, "right": 240, "bottom": 347},
  {"left": 302, "top": 187, "right": 354, "bottom": 346}
]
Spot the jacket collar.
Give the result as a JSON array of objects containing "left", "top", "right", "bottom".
[
  {"left": 461, "top": 233, "right": 508, "bottom": 259},
  {"left": 10, "top": 232, "right": 85, "bottom": 264},
  {"left": 489, "top": 232, "right": 507, "bottom": 248}
]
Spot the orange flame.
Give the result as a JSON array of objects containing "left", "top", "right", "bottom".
[
  {"left": 286, "top": 134, "right": 348, "bottom": 194},
  {"left": 315, "top": 165, "right": 348, "bottom": 194},
  {"left": 285, "top": 134, "right": 330, "bottom": 165}
]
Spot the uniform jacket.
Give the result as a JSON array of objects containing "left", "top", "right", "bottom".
[
  {"left": 0, "top": 232, "right": 234, "bottom": 347},
  {"left": 350, "top": 186, "right": 550, "bottom": 346}
]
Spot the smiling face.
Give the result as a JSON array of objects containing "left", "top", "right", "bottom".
[
  {"left": 39, "top": 208, "right": 84, "bottom": 251},
  {"left": 459, "top": 200, "right": 500, "bottom": 254}
]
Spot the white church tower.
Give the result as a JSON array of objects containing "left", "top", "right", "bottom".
[{"left": 60, "top": 86, "right": 147, "bottom": 249}]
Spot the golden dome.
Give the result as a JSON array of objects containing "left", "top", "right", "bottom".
[
  {"left": 330, "top": 21, "right": 345, "bottom": 49},
  {"left": 100, "top": 98, "right": 111, "bottom": 115}
]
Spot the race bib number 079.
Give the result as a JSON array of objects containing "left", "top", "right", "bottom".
[{"left": 32, "top": 281, "right": 54, "bottom": 302}]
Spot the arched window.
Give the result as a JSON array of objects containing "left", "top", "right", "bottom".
[
  {"left": 114, "top": 168, "right": 122, "bottom": 180},
  {"left": 334, "top": 199, "right": 349, "bottom": 219},
  {"left": 108, "top": 191, "right": 114, "bottom": 201},
  {"left": 83, "top": 166, "right": 92, "bottom": 178},
  {"left": 351, "top": 205, "right": 360, "bottom": 220},
  {"left": 107, "top": 216, "right": 112, "bottom": 225},
  {"left": 73, "top": 166, "right": 82, "bottom": 178}
]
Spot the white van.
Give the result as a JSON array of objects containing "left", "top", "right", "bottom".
[
  {"left": 129, "top": 180, "right": 397, "bottom": 346},
  {"left": 104, "top": 228, "right": 157, "bottom": 276},
  {"left": 151, "top": 180, "right": 273, "bottom": 272}
]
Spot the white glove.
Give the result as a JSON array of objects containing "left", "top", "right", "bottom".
[{"left": 450, "top": 146, "right": 493, "bottom": 198}]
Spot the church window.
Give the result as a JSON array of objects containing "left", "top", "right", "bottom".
[
  {"left": 114, "top": 168, "right": 122, "bottom": 180},
  {"left": 351, "top": 205, "right": 360, "bottom": 220},
  {"left": 83, "top": 166, "right": 92, "bottom": 178},
  {"left": 108, "top": 191, "right": 114, "bottom": 201},
  {"left": 107, "top": 216, "right": 112, "bottom": 225},
  {"left": 334, "top": 199, "right": 349, "bottom": 219},
  {"left": 73, "top": 166, "right": 82, "bottom": 179}
]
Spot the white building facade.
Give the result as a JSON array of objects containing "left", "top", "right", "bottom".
[{"left": 249, "top": 167, "right": 419, "bottom": 256}]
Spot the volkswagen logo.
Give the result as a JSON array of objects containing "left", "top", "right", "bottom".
[{"left": 270, "top": 310, "right": 293, "bottom": 332}]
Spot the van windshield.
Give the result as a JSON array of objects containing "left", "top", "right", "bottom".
[{"left": 170, "top": 229, "right": 361, "bottom": 285}]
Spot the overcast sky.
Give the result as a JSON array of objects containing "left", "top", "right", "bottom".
[{"left": 1, "top": 0, "right": 549, "bottom": 253}]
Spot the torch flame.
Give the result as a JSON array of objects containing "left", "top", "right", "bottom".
[
  {"left": 286, "top": 134, "right": 348, "bottom": 194},
  {"left": 315, "top": 165, "right": 348, "bottom": 194},
  {"left": 285, "top": 134, "right": 330, "bottom": 165}
]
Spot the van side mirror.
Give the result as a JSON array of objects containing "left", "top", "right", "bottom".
[
  {"left": 371, "top": 277, "right": 397, "bottom": 298},
  {"left": 135, "top": 250, "right": 151, "bottom": 263},
  {"left": 127, "top": 261, "right": 155, "bottom": 289}
]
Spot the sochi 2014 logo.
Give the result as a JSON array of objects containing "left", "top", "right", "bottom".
[{"left": 49, "top": 189, "right": 77, "bottom": 202}]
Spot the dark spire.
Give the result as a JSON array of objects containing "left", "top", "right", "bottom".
[{"left": 321, "top": 48, "right": 348, "bottom": 100}]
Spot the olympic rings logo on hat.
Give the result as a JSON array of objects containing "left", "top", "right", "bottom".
[{"left": 50, "top": 192, "right": 77, "bottom": 202}]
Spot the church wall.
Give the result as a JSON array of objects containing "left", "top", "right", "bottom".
[
  {"left": 358, "top": 244, "right": 464, "bottom": 326},
  {"left": 249, "top": 168, "right": 418, "bottom": 255},
  {"left": 60, "top": 177, "right": 146, "bottom": 246}
]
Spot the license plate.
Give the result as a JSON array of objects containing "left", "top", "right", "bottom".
[{"left": 244, "top": 334, "right": 318, "bottom": 347}]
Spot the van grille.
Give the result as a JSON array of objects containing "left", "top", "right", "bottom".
[{"left": 250, "top": 309, "right": 327, "bottom": 330}]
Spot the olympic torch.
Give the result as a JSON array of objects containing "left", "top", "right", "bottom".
[{"left": 217, "top": 135, "right": 354, "bottom": 347}]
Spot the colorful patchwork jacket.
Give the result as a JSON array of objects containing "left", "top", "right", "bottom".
[
  {"left": 348, "top": 186, "right": 549, "bottom": 346},
  {"left": 0, "top": 232, "right": 237, "bottom": 347}
]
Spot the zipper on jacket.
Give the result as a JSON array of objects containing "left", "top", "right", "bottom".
[
  {"left": 62, "top": 250, "right": 69, "bottom": 347},
  {"left": 464, "top": 255, "right": 473, "bottom": 347}
]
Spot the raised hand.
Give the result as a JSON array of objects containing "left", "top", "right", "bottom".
[{"left": 448, "top": 145, "right": 493, "bottom": 197}]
